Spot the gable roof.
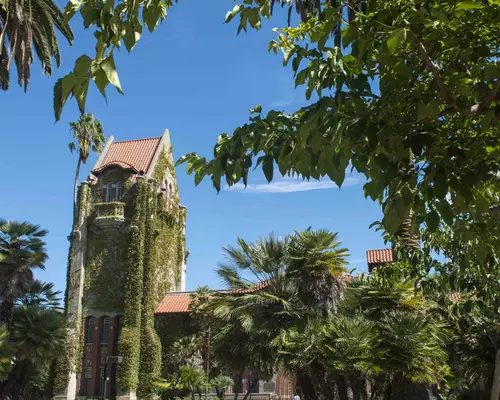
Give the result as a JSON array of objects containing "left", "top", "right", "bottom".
[
  {"left": 92, "top": 137, "right": 161, "bottom": 175},
  {"left": 366, "top": 249, "right": 395, "bottom": 272}
]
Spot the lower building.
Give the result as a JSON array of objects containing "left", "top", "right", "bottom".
[{"left": 155, "top": 292, "right": 298, "bottom": 400}]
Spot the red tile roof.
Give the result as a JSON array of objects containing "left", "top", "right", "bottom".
[
  {"left": 448, "top": 292, "right": 461, "bottom": 303},
  {"left": 92, "top": 137, "right": 161, "bottom": 175},
  {"left": 366, "top": 249, "right": 394, "bottom": 265},
  {"left": 155, "top": 292, "right": 193, "bottom": 314},
  {"left": 155, "top": 275, "right": 352, "bottom": 315}
]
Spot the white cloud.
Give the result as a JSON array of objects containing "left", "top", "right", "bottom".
[
  {"left": 224, "top": 175, "right": 362, "bottom": 194},
  {"left": 347, "top": 259, "right": 367, "bottom": 265},
  {"left": 270, "top": 99, "right": 294, "bottom": 107}
]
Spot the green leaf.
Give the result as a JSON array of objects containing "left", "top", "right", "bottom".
[
  {"left": 262, "top": 155, "right": 274, "bottom": 183},
  {"left": 341, "top": 26, "right": 356, "bottom": 48},
  {"left": 418, "top": 102, "right": 440, "bottom": 121},
  {"left": 124, "top": 18, "right": 142, "bottom": 52},
  {"left": 74, "top": 55, "right": 92, "bottom": 77},
  {"left": 53, "top": 73, "right": 77, "bottom": 121},
  {"left": 63, "top": 0, "right": 83, "bottom": 24},
  {"left": 426, "top": 210, "right": 440, "bottom": 231},
  {"left": 384, "top": 193, "right": 412, "bottom": 234},
  {"left": 100, "top": 53, "right": 123, "bottom": 94},
  {"left": 81, "top": 4, "right": 100, "bottom": 28},
  {"left": 53, "top": 79, "right": 63, "bottom": 121},
  {"left": 387, "top": 28, "right": 407, "bottom": 55},
  {"left": 456, "top": 1, "right": 484, "bottom": 9},
  {"left": 93, "top": 67, "right": 109, "bottom": 100},
  {"left": 295, "top": 68, "right": 308, "bottom": 87},
  {"left": 73, "top": 79, "right": 90, "bottom": 114},
  {"left": 225, "top": 5, "right": 242, "bottom": 23}
]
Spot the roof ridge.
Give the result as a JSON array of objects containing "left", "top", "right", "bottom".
[{"left": 113, "top": 137, "right": 162, "bottom": 144}]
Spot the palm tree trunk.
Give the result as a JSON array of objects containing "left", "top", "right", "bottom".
[
  {"left": 73, "top": 156, "right": 82, "bottom": 223},
  {"left": 297, "top": 371, "right": 320, "bottom": 400},
  {"left": 0, "top": 299, "right": 14, "bottom": 324},
  {"left": 490, "top": 348, "right": 500, "bottom": 400}
]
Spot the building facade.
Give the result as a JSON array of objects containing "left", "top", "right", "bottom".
[{"left": 56, "top": 130, "right": 187, "bottom": 400}]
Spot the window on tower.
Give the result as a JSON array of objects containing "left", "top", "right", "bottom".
[
  {"left": 86, "top": 318, "right": 95, "bottom": 343},
  {"left": 102, "top": 317, "right": 110, "bottom": 344},
  {"left": 116, "top": 182, "right": 123, "bottom": 200},
  {"left": 106, "top": 183, "right": 113, "bottom": 202}
]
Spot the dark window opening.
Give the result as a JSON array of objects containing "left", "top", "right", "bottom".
[
  {"left": 102, "top": 317, "right": 110, "bottom": 344},
  {"left": 86, "top": 318, "right": 95, "bottom": 343},
  {"left": 116, "top": 182, "right": 123, "bottom": 200}
]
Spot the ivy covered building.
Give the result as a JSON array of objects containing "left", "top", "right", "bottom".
[{"left": 56, "top": 130, "right": 187, "bottom": 400}]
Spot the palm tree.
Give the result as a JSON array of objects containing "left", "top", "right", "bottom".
[
  {"left": 68, "top": 113, "right": 105, "bottom": 221},
  {"left": 178, "top": 366, "right": 207, "bottom": 400},
  {"left": 17, "top": 280, "right": 62, "bottom": 310},
  {"left": 211, "top": 375, "right": 233, "bottom": 400},
  {"left": 0, "top": 0, "right": 73, "bottom": 91},
  {"left": 0, "top": 219, "right": 48, "bottom": 324},
  {"left": 287, "top": 228, "right": 349, "bottom": 314},
  {"left": 0, "top": 305, "right": 66, "bottom": 398}
]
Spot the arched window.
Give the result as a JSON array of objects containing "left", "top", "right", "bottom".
[
  {"left": 116, "top": 182, "right": 123, "bottom": 200},
  {"left": 168, "top": 183, "right": 173, "bottom": 199},
  {"left": 86, "top": 318, "right": 95, "bottom": 343},
  {"left": 106, "top": 182, "right": 113, "bottom": 202},
  {"left": 102, "top": 317, "right": 110, "bottom": 344}
]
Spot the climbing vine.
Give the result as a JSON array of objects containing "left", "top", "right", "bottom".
[
  {"left": 58, "top": 144, "right": 186, "bottom": 398},
  {"left": 137, "top": 183, "right": 162, "bottom": 400},
  {"left": 53, "top": 182, "right": 89, "bottom": 395},
  {"left": 117, "top": 178, "right": 147, "bottom": 394},
  {"left": 84, "top": 229, "right": 127, "bottom": 312}
]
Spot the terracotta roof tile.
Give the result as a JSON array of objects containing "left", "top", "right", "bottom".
[
  {"left": 448, "top": 292, "right": 461, "bottom": 303},
  {"left": 155, "top": 292, "right": 193, "bottom": 314},
  {"left": 155, "top": 274, "right": 353, "bottom": 315},
  {"left": 366, "top": 249, "right": 395, "bottom": 265},
  {"left": 92, "top": 137, "right": 161, "bottom": 175}
]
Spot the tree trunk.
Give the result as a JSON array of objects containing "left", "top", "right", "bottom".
[
  {"left": 490, "top": 348, "right": 500, "bottom": 400},
  {"left": 0, "top": 299, "right": 14, "bottom": 325},
  {"left": 297, "top": 371, "right": 320, "bottom": 400},
  {"left": 390, "top": 374, "right": 437, "bottom": 400},
  {"left": 73, "top": 157, "right": 82, "bottom": 223}
]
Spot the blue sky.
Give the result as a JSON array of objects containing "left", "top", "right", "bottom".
[{"left": 0, "top": 0, "right": 385, "bottom": 294}]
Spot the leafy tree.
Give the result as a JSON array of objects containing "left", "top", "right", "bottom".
[
  {"left": 207, "top": 230, "right": 451, "bottom": 400},
  {"left": 68, "top": 113, "right": 105, "bottom": 221},
  {"left": 179, "top": 0, "right": 500, "bottom": 260},
  {"left": 287, "top": 228, "right": 348, "bottom": 313},
  {"left": 0, "top": 0, "right": 73, "bottom": 91},
  {"left": 177, "top": 366, "right": 207, "bottom": 400},
  {"left": 0, "top": 219, "right": 48, "bottom": 324},
  {"left": 210, "top": 375, "right": 233, "bottom": 400},
  {"left": 1, "top": 305, "right": 66, "bottom": 398}
]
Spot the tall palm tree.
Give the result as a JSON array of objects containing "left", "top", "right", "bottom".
[
  {"left": 0, "top": 219, "right": 48, "bottom": 324},
  {"left": 68, "top": 113, "right": 105, "bottom": 221},
  {"left": 0, "top": 0, "right": 73, "bottom": 91}
]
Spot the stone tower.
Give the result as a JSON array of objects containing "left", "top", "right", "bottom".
[{"left": 55, "top": 130, "right": 187, "bottom": 400}]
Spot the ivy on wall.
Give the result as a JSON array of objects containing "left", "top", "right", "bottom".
[
  {"left": 53, "top": 182, "right": 89, "bottom": 395},
  {"left": 84, "top": 230, "right": 127, "bottom": 312},
  {"left": 117, "top": 178, "right": 147, "bottom": 394},
  {"left": 56, "top": 145, "right": 186, "bottom": 398},
  {"left": 137, "top": 183, "right": 162, "bottom": 400}
]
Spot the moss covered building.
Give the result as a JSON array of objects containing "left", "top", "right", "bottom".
[{"left": 56, "top": 130, "right": 187, "bottom": 400}]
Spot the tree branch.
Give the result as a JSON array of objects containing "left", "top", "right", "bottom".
[{"left": 408, "top": 31, "right": 459, "bottom": 111}]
